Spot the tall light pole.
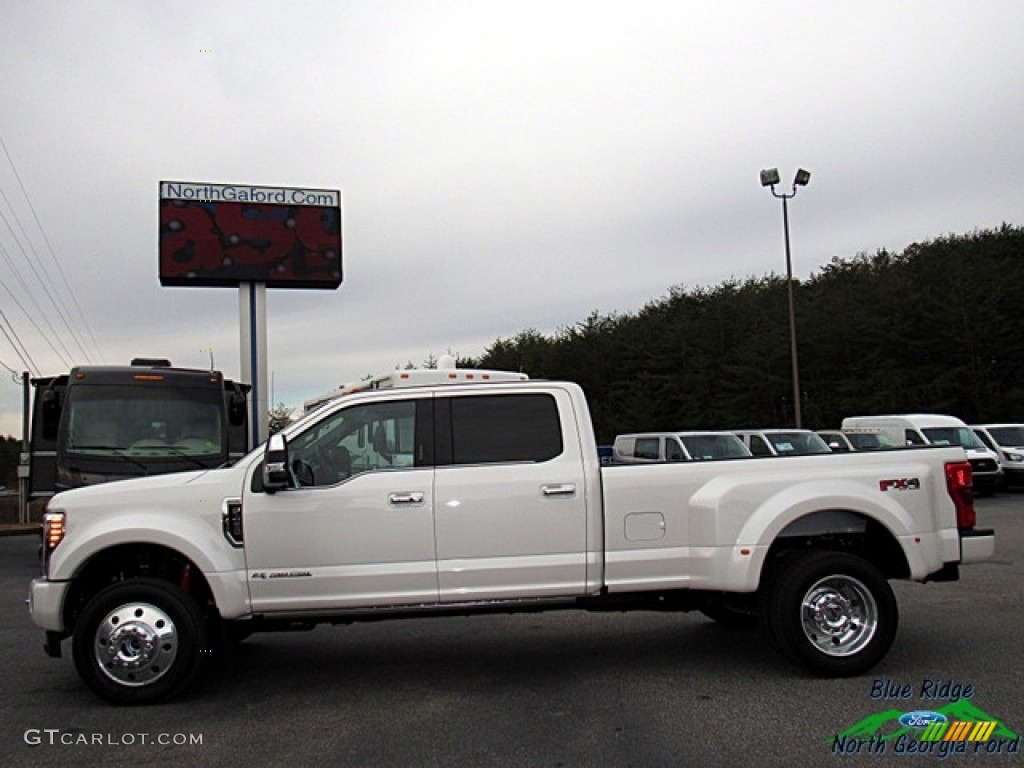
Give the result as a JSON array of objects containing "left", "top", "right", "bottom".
[{"left": 760, "top": 167, "right": 811, "bottom": 428}]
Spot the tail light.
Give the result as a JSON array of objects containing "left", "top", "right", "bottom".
[{"left": 944, "top": 461, "right": 975, "bottom": 529}]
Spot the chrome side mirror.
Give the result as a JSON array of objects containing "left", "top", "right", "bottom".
[{"left": 262, "top": 432, "right": 289, "bottom": 492}]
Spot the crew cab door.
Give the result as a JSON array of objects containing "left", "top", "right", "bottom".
[
  {"left": 241, "top": 395, "right": 438, "bottom": 613},
  {"left": 432, "top": 388, "right": 590, "bottom": 602}
]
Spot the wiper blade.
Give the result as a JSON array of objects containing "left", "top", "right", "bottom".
[{"left": 162, "top": 445, "right": 218, "bottom": 471}]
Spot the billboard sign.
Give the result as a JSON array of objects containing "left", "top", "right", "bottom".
[{"left": 159, "top": 181, "right": 342, "bottom": 289}]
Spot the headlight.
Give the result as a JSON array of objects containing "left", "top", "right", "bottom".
[{"left": 41, "top": 511, "right": 66, "bottom": 574}]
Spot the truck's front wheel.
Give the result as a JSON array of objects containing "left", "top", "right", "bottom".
[
  {"left": 72, "top": 578, "right": 206, "bottom": 705},
  {"left": 761, "top": 550, "right": 897, "bottom": 677}
]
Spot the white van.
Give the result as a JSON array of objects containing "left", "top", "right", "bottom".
[
  {"left": 733, "top": 429, "right": 832, "bottom": 457},
  {"left": 613, "top": 432, "right": 751, "bottom": 463},
  {"left": 842, "top": 414, "right": 1002, "bottom": 492},
  {"left": 972, "top": 424, "right": 1024, "bottom": 486},
  {"left": 817, "top": 428, "right": 898, "bottom": 452}
]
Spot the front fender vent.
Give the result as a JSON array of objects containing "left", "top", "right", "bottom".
[{"left": 222, "top": 498, "right": 244, "bottom": 547}]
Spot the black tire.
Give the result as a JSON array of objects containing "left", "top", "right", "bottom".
[
  {"left": 72, "top": 578, "right": 207, "bottom": 705},
  {"left": 759, "top": 550, "right": 897, "bottom": 677}
]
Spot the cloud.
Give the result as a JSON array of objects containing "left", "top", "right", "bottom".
[{"left": 1, "top": 0, "right": 1023, "bottom": 437}]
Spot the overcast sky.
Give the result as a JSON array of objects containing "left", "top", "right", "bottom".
[{"left": 1, "top": 1, "right": 1022, "bottom": 438}]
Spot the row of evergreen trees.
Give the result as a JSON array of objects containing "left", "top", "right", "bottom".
[{"left": 470, "top": 225, "right": 1024, "bottom": 444}]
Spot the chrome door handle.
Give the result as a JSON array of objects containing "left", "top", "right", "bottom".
[
  {"left": 389, "top": 492, "right": 425, "bottom": 505},
  {"left": 542, "top": 484, "right": 576, "bottom": 497}
]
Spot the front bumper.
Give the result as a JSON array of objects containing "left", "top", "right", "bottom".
[
  {"left": 28, "top": 578, "right": 69, "bottom": 633},
  {"left": 971, "top": 472, "right": 1003, "bottom": 490},
  {"left": 1001, "top": 465, "right": 1024, "bottom": 484}
]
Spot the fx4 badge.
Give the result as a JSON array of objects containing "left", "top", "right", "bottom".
[{"left": 880, "top": 477, "right": 921, "bottom": 491}]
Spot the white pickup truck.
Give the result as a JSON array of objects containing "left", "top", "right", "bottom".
[{"left": 29, "top": 375, "right": 995, "bottom": 704}]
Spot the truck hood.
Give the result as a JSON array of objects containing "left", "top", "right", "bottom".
[
  {"left": 42, "top": 455, "right": 254, "bottom": 586},
  {"left": 48, "top": 463, "right": 246, "bottom": 510},
  {"left": 964, "top": 447, "right": 999, "bottom": 461}
]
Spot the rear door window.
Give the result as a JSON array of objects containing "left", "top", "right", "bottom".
[{"left": 445, "top": 394, "right": 563, "bottom": 465}]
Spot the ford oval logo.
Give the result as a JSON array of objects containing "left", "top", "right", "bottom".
[{"left": 899, "top": 711, "right": 948, "bottom": 729}]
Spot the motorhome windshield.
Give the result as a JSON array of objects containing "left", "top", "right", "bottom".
[
  {"left": 61, "top": 385, "right": 224, "bottom": 458},
  {"left": 922, "top": 427, "right": 985, "bottom": 450}
]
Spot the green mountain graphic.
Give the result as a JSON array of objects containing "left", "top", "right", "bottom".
[
  {"left": 830, "top": 700, "right": 1019, "bottom": 744},
  {"left": 834, "top": 709, "right": 905, "bottom": 740}
]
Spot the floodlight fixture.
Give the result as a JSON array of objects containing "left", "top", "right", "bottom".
[
  {"left": 760, "top": 168, "right": 780, "bottom": 187},
  {"left": 759, "top": 166, "right": 811, "bottom": 428}
]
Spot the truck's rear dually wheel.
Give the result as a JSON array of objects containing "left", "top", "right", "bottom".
[{"left": 761, "top": 550, "right": 897, "bottom": 677}]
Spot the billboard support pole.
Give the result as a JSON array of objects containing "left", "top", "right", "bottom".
[{"left": 239, "top": 282, "right": 268, "bottom": 448}]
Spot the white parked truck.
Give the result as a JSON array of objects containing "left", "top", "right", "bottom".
[
  {"left": 734, "top": 429, "right": 832, "bottom": 457},
  {"left": 29, "top": 375, "right": 994, "bottom": 704},
  {"left": 972, "top": 424, "right": 1024, "bottom": 486},
  {"left": 613, "top": 431, "right": 751, "bottom": 462},
  {"left": 842, "top": 414, "right": 1003, "bottom": 493}
]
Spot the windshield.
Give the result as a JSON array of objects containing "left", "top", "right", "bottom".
[
  {"left": 679, "top": 434, "right": 750, "bottom": 460},
  {"left": 765, "top": 432, "right": 831, "bottom": 455},
  {"left": 819, "top": 432, "right": 851, "bottom": 451},
  {"left": 987, "top": 427, "right": 1024, "bottom": 447},
  {"left": 62, "top": 385, "right": 224, "bottom": 458},
  {"left": 922, "top": 427, "right": 985, "bottom": 451}
]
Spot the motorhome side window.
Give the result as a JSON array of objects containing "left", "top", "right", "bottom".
[
  {"left": 287, "top": 399, "right": 419, "bottom": 487},
  {"left": 450, "top": 394, "right": 562, "bottom": 464}
]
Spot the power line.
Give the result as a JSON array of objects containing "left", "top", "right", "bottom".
[
  {"left": 0, "top": 354, "right": 21, "bottom": 383},
  {"left": 0, "top": 132, "right": 102, "bottom": 364},
  {"left": 0, "top": 258, "right": 73, "bottom": 369},
  {"left": 0, "top": 235, "right": 76, "bottom": 368},
  {"left": 0, "top": 307, "right": 40, "bottom": 377},
  {"left": 0, "top": 183, "right": 94, "bottom": 365}
]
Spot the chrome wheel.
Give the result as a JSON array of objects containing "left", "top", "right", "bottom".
[
  {"left": 761, "top": 550, "right": 897, "bottom": 676},
  {"left": 74, "top": 579, "right": 207, "bottom": 704},
  {"left": 800, "top": 574, "right": 878, "bottom": 657},
  {"left": 93, "top": 601, "right": 178, "bottom": 687}
]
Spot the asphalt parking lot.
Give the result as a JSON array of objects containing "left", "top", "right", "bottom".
[{"left": 0, "top": 494, "right": 1020, "bottom": 768}]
